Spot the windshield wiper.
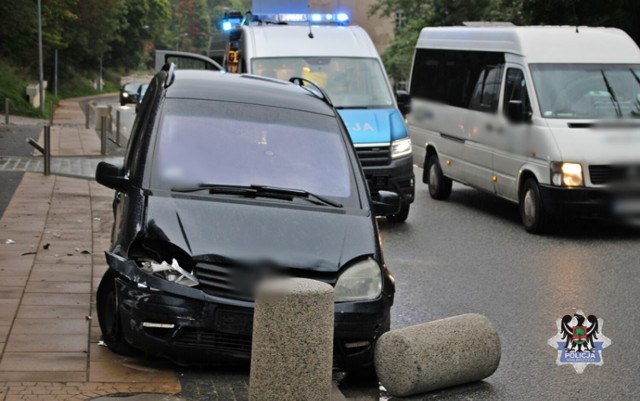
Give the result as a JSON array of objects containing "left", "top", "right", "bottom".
[
  {"left": 600, "top": 70, "right": 623, "bottom": 118},
  {"left": 172, "top": 184, "right": 342, "bottom": 208}
]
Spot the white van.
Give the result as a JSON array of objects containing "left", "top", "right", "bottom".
[
  {"left": 222, "top": 18, "right": 415, "bottom": 222},
  {"left": 407, "top": 26, "right": 640, "bottom": 233}
]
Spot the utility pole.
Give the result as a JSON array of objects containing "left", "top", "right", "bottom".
[{"left": 37, "top": 0, "right": 44, "bottom": 114}]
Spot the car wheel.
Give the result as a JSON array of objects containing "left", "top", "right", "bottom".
[
  {"left": 96, "top": 270, "right": 140, "bottom": 356},
  {"left": 427, "top": 154, "right": 452, "bottom": 200},
  {"left": 386, "top": 202, "right": 410, "bottom": 223},
  {"left": 520, "top": 178, "right": 551, "bottom": 234}
]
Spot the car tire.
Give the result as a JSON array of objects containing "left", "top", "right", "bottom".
[
  {"left": 520, "top": 178, "right": 551, "bottom": 234},
  {"left": 386, "top": 202, "right": 410, "bottom": 223},
  {"left": 96, "top": 270, "right": 140, "bottom": 356},
  {"left": 427, "top": 154, "right": 452, "bottom": 200}
]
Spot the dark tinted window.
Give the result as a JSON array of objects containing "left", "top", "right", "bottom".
[
  {"left": 152, "top": 99, "right": 355, "bottom": 201},
  {"left": 410, "top": 49, "right": 505, "bottom": 110}
]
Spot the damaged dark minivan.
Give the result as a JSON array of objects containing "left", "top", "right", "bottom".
[{"left": 95, "top": 65, "right": 398, "bottom": 374}]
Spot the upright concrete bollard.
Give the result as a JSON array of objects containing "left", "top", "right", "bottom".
[
  {"left": 375, "top": 313, "right": 501, "bottom": 398},
  {"left": 249, "top": 278, "right": 334, "bottom": 401}
]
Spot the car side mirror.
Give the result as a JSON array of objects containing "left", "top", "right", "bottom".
[
  {"left": 396, "top": 90, "right": 411, "bottom": 116},
  {"left": 507, "top": 100, "right": 532, "bottom": 123},
  {"left": 96, "top": 161, "right": 130, "bottom": 192},
  {"left": 371, "top": 190, "right": 401, "bottom": 216}
]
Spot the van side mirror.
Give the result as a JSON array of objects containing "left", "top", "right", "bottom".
[
  {"left": 96, "top": 162, "right": 130, "bottom": 192},
  {"left": 507, "top": 100, "right": 532, "bottom": 123},
  {"left": 371, "top": 190, "right": 401, "bottom": 216},
  {"left": 396, "top": 90, "right": 411, "bottom": 116}
]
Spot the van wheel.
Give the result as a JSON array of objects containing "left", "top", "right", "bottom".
[
  {"left": 427, "top": 154, "right": 452, "bottom": 200},
  {"left": 386, "top": 202, "right": 410, "bottom": 223},
  {"left": 520, "top": 178, "right": 551, "bottom": 234},
  {"left": 97, "top": 270, "right": 140, "bottom": 356}
]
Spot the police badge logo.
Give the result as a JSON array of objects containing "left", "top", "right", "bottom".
[{"left": 547, "top": 310, "right": 612, "bottom": 373}]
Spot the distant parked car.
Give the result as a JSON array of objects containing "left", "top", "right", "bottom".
[{"left": 119, "top": 82, "right": 141, "bottom": 105}]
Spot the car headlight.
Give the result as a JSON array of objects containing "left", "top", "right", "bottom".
[
  {"left": 391, "top": 138, "right": 412, "bottom": 159},
  {"left": 334, "top": 258, "right": 382, "bottom": 302},
  {"left": 138, "top": 258, "right": 199, "bottom": 287},
  {"left": 123, "top": 92, "right": 129, "bottom": 98},
  {"left": 550, "top": 162, "right": 583, "bottom": 187}
]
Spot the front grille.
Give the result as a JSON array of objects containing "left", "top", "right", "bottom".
[
  {"left": 355, "top": 145, "right": 391, "bottom": 167},
  {"left": 589, "top": 165, "right": 640, "bottom": 185},
  {"left": 172, "top": 329, "right": 252, "bottom": 354},
  {"left": 193, "top": 262, "right": 336, "bottom": 301}
]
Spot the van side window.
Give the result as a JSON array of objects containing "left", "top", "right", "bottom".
[
  {"left": 502, "top": 68, "right": 531, "bottom": 116},
  {"left": 410, "top": 49, "right": 505, "bottom": 110},
  {"left": 469, "top": 64, "right": 504, "bottom": 113}
]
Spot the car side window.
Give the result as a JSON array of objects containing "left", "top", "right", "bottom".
[{"left": 502, "top": 68, "right": 532, "bottom": 116}]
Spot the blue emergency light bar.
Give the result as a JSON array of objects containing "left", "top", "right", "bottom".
[{"left": 256, "top": 12, "right": 350, "bottom": 25}]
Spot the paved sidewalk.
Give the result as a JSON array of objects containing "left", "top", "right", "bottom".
[{"left": 0, "top": 99, "right": 181, "bottom": 400}]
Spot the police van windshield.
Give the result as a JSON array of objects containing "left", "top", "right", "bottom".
[
  {"left": 252, "top": 57, "right": 394, "bottom": 108},
  {"left": 531, "top": 64, "right": 640, "bottom": 119}
]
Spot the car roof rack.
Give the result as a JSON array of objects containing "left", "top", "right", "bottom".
[{"left": 289, "top": 77, "right": 333, "bottom": 107}]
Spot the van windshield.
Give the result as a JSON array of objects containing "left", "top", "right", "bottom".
[
  {"left": 252, "top": 57, "right": 394, "bottom": 108},
  {"left": 530, "top": 64, "right": 640, "bottom": 119}
]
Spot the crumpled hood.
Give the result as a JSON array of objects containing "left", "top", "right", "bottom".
[
  {"left": 337, "top": 108, "right": 407, "bottom": 144},
  {"left": 143, "top": 196, "right": 376, "bottom": 272},
  {"left": 546, "top": 119, "right": 640, "bottom": 164}
]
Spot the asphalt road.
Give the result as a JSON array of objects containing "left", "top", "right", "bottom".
[
  {"left": 0, "top": 121, "right": 44, "bottom": 219},
  {"left": 366, "top": 173, "right": 640, "bottom": 400}
]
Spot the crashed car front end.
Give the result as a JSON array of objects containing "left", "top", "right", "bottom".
[{"left": 102, "top": 249, "right": 393, "bottom": 369}]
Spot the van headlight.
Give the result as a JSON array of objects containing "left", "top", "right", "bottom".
[
  {"left": 334, "top": 258, "right": 382, "bottom": 302},
  {"left": 550, "top": 162, "right": 583, "bottom": 187},
  {"left": 391, "top": 138, "right": 412, "bottom": 159}
]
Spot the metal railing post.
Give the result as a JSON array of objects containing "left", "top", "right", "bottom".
[
  {"left": 44, "top": 125, "right": 51, "bottom": 175},
  {"left": 100, "top": 116, "right": 107, "bottom": 156},
  {"left": 85, "top": 103, "right": 90, "bottom": 129},
  {"left": 4, "top": 98, "right": 9, "bottom": 125},
  {"left": 49, "top": 100, "right": 54, "bottom": 126},
  {"left": 115, "top": 109, "right": 121, "bottom": 146}
]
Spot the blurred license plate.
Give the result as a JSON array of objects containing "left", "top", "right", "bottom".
[{"left": 612, "top": 199, "right": 640, "bottom": 215}]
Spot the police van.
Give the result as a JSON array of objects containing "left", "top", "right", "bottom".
[
  {"left": 407, "top": 26, "right": 640, "bottom": 233},
  {"left": 222, "top": 12, "right": 415, "bottom": 222}
]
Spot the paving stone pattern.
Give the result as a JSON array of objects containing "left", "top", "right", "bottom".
[{"left": 0, "top": 100, "right": 181, "bottom": 400}]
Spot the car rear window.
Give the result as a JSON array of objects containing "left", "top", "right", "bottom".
[{"left": 151, "top": 99, "right": 355, "bottom": 200}]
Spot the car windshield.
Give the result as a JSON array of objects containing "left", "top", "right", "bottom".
[
  {"left": 124, "top": 83, "right": 139, "bottom": 92},
  {"left": 530, "top": 64, "right": 640, "bottom": 119},
  {"left": 252, "top": 57, "right": 394, "bottom": 108},
  {"left": 151, "top": 99, "right": 354, "bottom": 201}
]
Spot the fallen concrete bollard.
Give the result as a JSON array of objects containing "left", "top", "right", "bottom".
[
  {"left": 375, "top": 313, "right": 500, "bottom": 397},
  {"left": 249, "top": 278, "right": 334, "bottom": 401}
]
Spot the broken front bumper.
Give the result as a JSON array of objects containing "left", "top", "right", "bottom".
[{"left": 104, "top": 252, "right": 392, "bottom": 369}]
